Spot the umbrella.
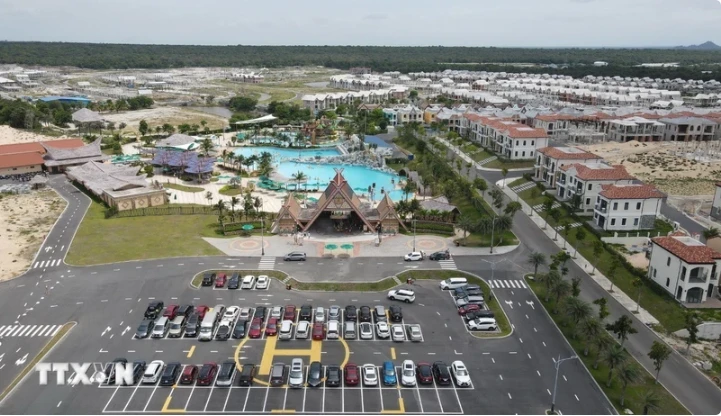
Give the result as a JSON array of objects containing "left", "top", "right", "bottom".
[
  {"left": 325, "top": 244, "right": 338, "bottom": 251},
  {"left": 242, "top": 224, "right": 254, "bottom": 231},
  {"left": 341, "top": 243, "right": 353, "bottom": 254}
]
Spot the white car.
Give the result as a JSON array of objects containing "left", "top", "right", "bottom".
[
  {"left": 223, "top": 306, "right": 240, "bottom": 321},
  {"left": 468, "top": 317, "right": 497, "bottom": 331},
  {"left": 375, "top": 321, "right": 390, "bottom": 339},
  {"left": 359, "top": 322, "right": 374, "bottom": 340},
  {"left": 288, "top": 358, "right": 304, "bottom": 388},
  {"left": 270, "top": 306, "right": 283, "bottom": 320},
  {"left": 256, "top": 275, "right": 269, "bottom": 289},
  {"left": 142, "top": 360, "right": 164, "bottom": 384},
  {"left": 362, "top": 364, "right": 378, "bottom": 386},
  {"left": 241, "top": 275, "right": 256, "bottom": 289},
  {"left": 407, "top": 324, "right": 422, "bottom": 342},
  {"left": 391, "top": 324, "right": 405, "bottom": 342},
  {"left": 404, "top": 252, "right": 424, "bottom": 261},
  {"left": 239, "top": 307, "right": 252, "bottom": 320},
  {"left": 296, "top": 321, "right": 310, "bottom": 339},
  {"left": 314, "top": 307, "right": 326, "bottom": 323},
  {"left": 388, "top": 289, "right": 416, "bottom": 303},
  {"left": 401, "top": 360, "right": 416, "bottom": 386},
  {"left": 451, "top": 361, "right": 471, "bottom": 387}
]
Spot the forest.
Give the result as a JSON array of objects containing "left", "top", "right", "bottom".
[{"left": 1, "top": 42, "right": 720, "bottom": 79}]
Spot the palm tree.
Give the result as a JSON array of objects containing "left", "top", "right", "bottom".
[
  {"left": 291, "top": 171, "right": 307, "bottom": 193},
  {"left": 604, "top": 344, "right": 626, "bottom": 387},
  {"left": 234, "top": 154, "right": 245, "bottom": 173},
  {"left": 579, "top": 317, "right": 603, "bottom": 356},
  {"left": 703, "top": 226, "right": 720, "bottom": 242},
  {"left": 562, "top": 221, "right": 572, "bottom": 249},
  {"left": 607, "top": 258, "right": 621, "bottom": 292},
  {"left": 550, "top": 279, "right": 571, "bottom": 313},
  {"left": 633, "top": 278, "right": 644, "bottom": 313},
  {"left": 200, "top": 138, "right": 214, "bottom": 157},
  {"left": 617, "top": 363, "right": 641, "bottom": 407},
  {"left": 550, "top": 208, "right": 562, "bottom": 240},
  {"left": 639, "top": 390, "right": 661, "bottom": 415},
  {"left": 504, "top": 201, "right": 522, "bottom": 217},
  {"left": 542, "top": 198, "right": 554, "bottom": 230},
  {"left": 501, "top": 167, "right": 508, "bottom": 187},
  {"left": 593, "top": 334, "right": 613, "bottom": 369},
  {"left": 542, "top": 269, "right": 561, "bottom": 302},
  {"left": 214, "top": 200, "right": 227, "bottom": 226},
  {"left": 527, "top": 251, "right": 546, "bottom": 279},
  {"left": 229, "top": 196, "right": 240, "bottom": 222},
  {"left": 573, "top": 227, "right": 586, "bottom": 258},
  {"left": 591, "top": 240, "right": 604, "bottom": 275},
  {"left": 456, "top": 215, "right": 475, "bottom": 245},
  {"left": 563, "top": 297, "right": 592, "bottom": 337},
  {"left": 253, "top": 196, "right": 263, "bottom": 219},
  {"left": 402, "top": 180, "right": 416, "bottom": 202},
  {"left": 606, "top": 315, "right": 637, "bottom": 347},
  {"left": 220, "top": 149, "right": 229, "bottom": 167},
  {"left": 205, "top": 191, "right": 213, "bottom": 206}
]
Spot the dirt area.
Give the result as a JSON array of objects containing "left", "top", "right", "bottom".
[
  {"left": 102, "top": 107, "right": 228, "bottom": 133},
  {"left": 0, "top": 125, "right": 80, "bottom": 146},
  {"left": 0, "top": 190, "right": 67, "bottom": 280},
  {"left": 625, "top": 252, "right": 650, "bottom": 269},
  {"left": 579, "top": 140, "right": 721, "bottom": 196}
]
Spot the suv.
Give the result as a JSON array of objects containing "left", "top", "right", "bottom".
[
  {"left": 159, "top": 362, "right": 181, "bottom": 386},
  {"left": 344, "top": 305, "right": 357, "bottom": 322},
  {"left": 241, "top": 275, "right": 256, "bottom": 289},
  {"left": 299, "top": 305, "right": 312, "bottom": 321},
  {"left": 184, "top": 313, "right": 200, "bottom": 337},
  {"left": 237, "top": 363, "right": 256, "bottom": 387},
  {"left": 429, "top": 250, "right": 451, "bottom": 260},
  {"left": 201, "top": 273, "right": 215, "bottom": 286},
  {"left": 180, "top": 365, "right": 198, "bottom": 384},
  {"left": 373, "top": 306, "right": 387, "bottom": 322},
  {"left": 162, "top": 305, "right": 179, "bottom": 320},
  {"left": 176, "top": 305, "right": 193, "bottom": 318},
  {"left": 168, "top": 316, "right": 186, "bottom": 338},
  {"left": 432, "top": 361, "right": 452, "bottom": 385},
  {"left": 389, "top": 305, "right": 403, "bottom": 322},
  {"left": 307, "top": 361, "right": 322, "bottom": 387},
  {"left": 144, "top": 301, "right": 164, "bottom": 320},
  {"left": 388, "top": 289, "right": 415, "bottom": 304},
  {"left": 228, "top": 273, "right": 240, "bottom": 290},
  {"left": 151, "top": 317, "right": 170, "bottom": 338},
  {"left": 284, "top": 252, "right": 307, "bottom": 261}
]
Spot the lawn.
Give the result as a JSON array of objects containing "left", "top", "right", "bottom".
[
  {"left": 484, "top": 158, "right": 535, "bottom": 170},
  {"left": 527, "top": 277, "right": 688, "bottom": 415},
  {"left": 163, "top": 183, "right": 205, "bottom": 193},
  {"left": 219, "top": 185, "right": 243, "bottom": 196},
  {"left": 286, "top": 277, "right": 398, "bottom": 292},
  {"left": 468, "top": 148, "right": 495, "bottom": 163},
  {"left": 507, "top": 177, "right": 530, "bottom": 188},
  {"left": 397, "top": 270, "right": 511, "bottom": 337},
  {"left": 65, "top": 200, "right": 224, "bottom": 266}
]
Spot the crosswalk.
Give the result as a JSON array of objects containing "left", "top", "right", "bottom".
[
  {"left": 438, "top": 259, "right": 457, "bottom": 270},
  {"left": 33, "top": 258, "right": 62, "bottom": 269},
  {"left": 553, "top": 222, "right": 582, "bottom": 231},
  {"left": 0, "top": 324, "right": 62, "bottom": 338},
  {"left": 511, "top": 182, "right": 536, "bottom": 193},
  {"left": 258, "top": 256, "right": 275, "bottom": 270},
  {"left": 532, "top": 202, "right": 561, "bottom": 212},
  {"left": 489, "top": 279, "right": 527, "bottom": 289}
]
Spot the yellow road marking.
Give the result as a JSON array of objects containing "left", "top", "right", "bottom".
[
  {"left": 270, "top": 348, "right": 315, "bottom": 357},
  {"left": 258, "top": 336, "right": 279, "bottom": 375},
  {"left": 309, "top": 339, "right": 322, "bottom": 362},
  {"left": 233, "top": 336, "right": 270, "bottom": 387},
  {"left": 161, "top": 392, "right": 186, "bottom": 413},
  {"left": 380, "top": 398, "right": 405, "bottom": 414},
  {"left": 390, "top": 347, "right": 396, "bottom": 360},
  {"left": 339, "top": 337, "right": 351, "bottom": 368},
  {"left": 186, "top": 345, "right": 195, "bottom": 358}
]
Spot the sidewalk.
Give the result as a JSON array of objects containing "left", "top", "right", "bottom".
[{"left": 498, "top": 178, "right": 660, "bottom": 325}]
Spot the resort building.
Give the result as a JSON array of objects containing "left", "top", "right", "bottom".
[
  {"left": 273, "top": 170, "right": 406, "bottom": 235},
  {"left": 532, "top": 114, "right": 576, "bottom": 138},
  {"left": 150, "top": 150, "right": 215, "bottom": 179},
  {"left": 534, "top": 147, "right": 602, "bottom": 188},
  {"left": 382, "top": 105, "right": 423, "bottom": 126},
  {"left": 0, "top": 139, "right": 85, "bottom": 174},
  {"left": 658, "top": 117, "right": 717, "bottom": 142},
  {"left": 593, "top": 184, "right": 665, "bottom": 231},
  {"left": 607, "top": 117, "right": 665, "bottom": 142},
  {"left": 42, "top": 138, "right": 109, "bottom": 173},
  {"left": 649, "top": 233, "right": 721, "bottom": 304},
  {"left": 557, "top": 162, "right": 636, "bottom": 214},
  {"left": 155, "top": 134, "right": 199, "bottom": 151}
]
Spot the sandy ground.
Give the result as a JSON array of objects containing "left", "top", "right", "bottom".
[
  {"left": 579, "top": 140, "right": 721, "bottom": 196},
  {"left": 102, "top": 107, "right": 228, "bottom": 133},
  {"left": 0, "top": 126, "right": 80, "bottom": 146},
  {"left": 0, "top": 189, "right": 67, "bottom": 280}
]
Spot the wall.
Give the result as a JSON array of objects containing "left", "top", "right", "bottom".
[
  {"left": 0, "top": 165, "right": 42, "bottom": 175},
  {"left": 602, "top": 197, "right": 662, "bottom": 230}
]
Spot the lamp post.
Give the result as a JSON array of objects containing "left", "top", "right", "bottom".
[
  {"left": 551, "top": 355, "right": 579, "bottom": 414},
  {"left": 412, "top": 219, "right": 417, "bottom": 252},
  {"left": 260, "top": 199, "right": 265, "bottom": 256},
  {"left": 490, "top": 215, "right": 498, "bottom": 254}
]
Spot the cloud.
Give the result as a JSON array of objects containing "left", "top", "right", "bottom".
[{"left": 362, "top": 13, "right": 387, "bottom": 21}]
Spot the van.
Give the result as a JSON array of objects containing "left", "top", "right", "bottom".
[
  {"left": 168, "top": 316, "right": 186, "bottom": 338},
  {"left": 344, "top": 321, "right": 356, "bottom": 339},
  {"left": 142, "top": 360, "right": 164, "bottom": 384},
  {"left": 439, "top": 277, "right": 468, "bottom": 290},
  {"left": 151, "top": 317, "right": 170, "bottom": 338},
  {"left": 270, "top": 363, "right": 285, "bottom": 387},
  {"left": 465, "top": 295, "right": 485, "bottom": 305},
  {"left": 198, "top": 311, "right": 219, "bottom": 341},
  {"left": 327, "top": 320, "right": 339, "bottom": 339},
  {"left": 279, "top": 320, "right": 293, "bottom": 340}
]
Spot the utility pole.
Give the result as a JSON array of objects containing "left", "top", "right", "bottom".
[
  {"left": 490, "top": 215, "right": 497, "bottom": 254},
  {"left": 551, "top": 355, "right": 579, "bottom": 414},
  {"left": 260, "top": 200, "right": 265, "bottom": 256}
]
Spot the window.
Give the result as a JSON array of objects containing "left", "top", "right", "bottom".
[
  {"left": 667, "top": 257, "right": 671, "bottom": 266},
  {"left": 613, "top": 202, "right": 618, "bottom": 210},
  {"left": 522, "top": 151, "right": 526, "bottom": 157},
  {"left": 531, "top": 140, "right": 535, "bottom": 146},
  {"left": 611, "top": 218, "right": 616, "bottom": 226},
  {"left": 523, "top": 140, "right": 527, "bottom": 146},
  {"left": 621, "top": 218, "right": 627, "bottom": 226},
  {"left": 530, "top": 151, "right": 534, "bottom": 157},
  {"left": 515, "top": 151, "right": 518, "bottom": 157},
  {"left": 636, "top": 202, "right": 641, "bottom": 210},
  {"left": 634, "top": 218, "right": 639, "bottom": 226},
  {"left": 587, "top": 184, "right": 592, "bottom": 191},
  {"left": 586, "top": 198, "right": 591, "bottom": 205},
  {"left": 515, "top": 140, "right": 519, "bottom": 146},
  {"left": 666, "top": 278, "right": 670, "bottom": 287},
  {"left": 624, "top": 202, "right": 629, "bottom": 210},
  {"left": 681, "top": 266, "right": 686, "bottom": 281}
]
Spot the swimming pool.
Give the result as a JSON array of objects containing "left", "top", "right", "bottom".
[{"left": 234, "top": 146, "right": 340, "bottom": 161}]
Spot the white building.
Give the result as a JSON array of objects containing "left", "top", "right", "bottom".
[
  {"left": 710, "top": 183, "right": 721, "bottom": 222},
  {"left": 607, "top": 117, "right": 665, "bottom": 142},
  {"left": 534, "top": 147, "right": 602, "bottom": 188},
  {"left": 557, "top": 162, "right": 636, "bottom": 214},
  {"left": 658, "top": 117, "right": 717, "bottom": 142},
  {"left": 649, "top": 233, "right": 721, "bottom": 304},
  {"left": 593, "top": 184, "right": 665, "bottom": 231}
]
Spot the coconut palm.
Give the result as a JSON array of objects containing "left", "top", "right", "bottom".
[
  {"left": 205, "top": 191, "right": 213, "bottom": 206},
  {"left": 579, "top": 318, "right": 604, "bottom": 356},
  {"left": 200, "top": 138, "right": 214, "bottom": 156},
  {"left": 229, "top": 196, "right": 240, "bottom": 222},
  {"left": 591, "top": 240, "right": 604, "bottom": 274},
  {"left": 527, "top": 251, "right": 546, "bottom": 279},
  {"left": 639, "top": 390, "right": 661, "bottom": 415},
  {"left": 253, "top": 196, "right": 263, "bottom": 219},
  {"left": 617, "top": 363, "right": 641, "bottom": 407},
  {"left": 703, "top": 226, "right": 720, "bottom": 242},
  {"left": 542, "top": 269, "right": 561, "bottom": 302},
  {"left": 234, "top": 154, "right": 245, "bottom": 173},
  {"left": 604, "top": 344, "right": 627, "bottom": 387},
  {"left": 563, "top": 297, "right": 592, "bottom": 337},
  {"left": 456, "top": 215, "right": 475, "bottom": 245},
  {"left": 549, "top": 208, "right": 562, "bottom": 240},
  {"left": 550, "top": 279, "right": 571, "bottom": 313},
  {"left": 593, "top": 334, "right": 613, "bottom": 370}
]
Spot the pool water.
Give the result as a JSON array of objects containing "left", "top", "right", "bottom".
[{"left": 234, "top": 146, "right": 340, "bottom": 161}]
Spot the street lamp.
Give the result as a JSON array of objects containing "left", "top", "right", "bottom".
[
  {"left": 412, "top": 219, "right": 417, "bottom": 252},
  {"left": 260, "top": 199, "right": 265, "bottom": 256},
  {"left": 551, "top": 355, "right": 579, "bottom": 414},
  {"left": 490, "top": 215, "right": 498, "bottom": 254}
]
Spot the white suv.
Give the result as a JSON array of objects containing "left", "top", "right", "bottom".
[{"left": 387, "top": 289, "right": 415, "bottom": 303}]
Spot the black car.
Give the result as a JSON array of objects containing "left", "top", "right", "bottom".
[
  {"left": 228, "top": 274, "right": 240, "bottom": 290},
  {"left": 216, "top": 361, "right": 235, "bottom": 386},
  {"left": 160, "top": 362, "right": 182, "bottom": 386},
  {"left": 453, "top": 287, "right": 468, "bottom": 299},
  {"left": 232, "top": 320, "right": 248, "bottom": 339},
  {"left": 253, "top": 306, "right": 267, "bottom": 320},
  {"left": 432, "top": 361, "right": 452, "bottom": 385},
  {"left": 325, "top": 365, "right": 342, "bottom": 387},
  {"left": 237, "top": 364, "right": 257, "bottom": 386},
  {"left": 359, "top": 306, "right": 371, "bottom": 322},
  {"left": 389, "top": 306, "right": 403, "bottom": 322},
  {"left": 429, "top": 250, "right": 451, "bottom": 261},
  {"left": 201, "top": 273, "right": 215, "bottom": 286},
  {"left": 177, "top": 304, "right": 193, "bottom": 318},
  {"left": 135, "top": 319, "right": 154, "bottom": 338},
  {"left": 144, "top": 301, "right": 164, "bottom": 320},
  {"left": 184, "top": 313, "right": 200, "bottom": 337},
  {"left": 307, "top": 361, "right": 323, "bottom": 387},
  {"left": 215, "top": 323, "right": 231, "bottom": 340},
  {"left": 344, "top": 305, "right": 357, "bottom": 322},
  {"left": 132, "top": 361, "right": 146, "bottom": 384},
  {"left": 299, "top": 305, "right": 312, "bottom": 321},
  {"left": 103, "top": 358, "right": 128, "bottom": 385},
  {"left": 465, "top": 310, "right": 495, "bottom": 321}
]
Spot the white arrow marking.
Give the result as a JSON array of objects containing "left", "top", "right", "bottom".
[
  {"left": 15, "top": 353, "right": 28, "bottom": 366},
  {"left": 505, "top": 300, "right": 514, "bottom": 309},
  {"left": 121, "top": 326, "right": 131, "bottom": 336},
  {"left": 44, "top": 246, "right": 52, "bottom": 253},
  {"left": 526, "top": 300, "right": 535, "bottom": 310},
  {"left": 101, "top": 326, "right": 111, "bottom": 336}
]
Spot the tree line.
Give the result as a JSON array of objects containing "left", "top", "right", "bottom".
[{"left": 1, "top": 42, "right": 720, "bottom": 80}]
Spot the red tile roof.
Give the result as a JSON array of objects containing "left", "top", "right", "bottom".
[
  {"left": 537, "top": 147, "right": 601, "bottom": 160},
  {"left": 599, "top": 184, "right": 665, "bottom": 200},
  {"left": 652, "top": 236, "right": 721, "bottom": 264},
  {"left": 0, "top": 139, "right": 85, "bottom": 156},
  {"left": 503, "top": 127, "right": 549, "bottom": 138},
  {"left": 0, "top": 152, "right": 44, "bottom": 169},
  {"left": 560, "top": 163, "right": 635, "bottom": 181}
]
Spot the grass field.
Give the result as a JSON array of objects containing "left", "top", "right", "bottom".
[
  {"left": 65, "top": 200, "right": 223, "bottom": 266},
  {"left": 484, "top": 159, "right": 535, "bottom": 170},
  {"left": 163, "top": 183, "right": 205, "bottom": 193}
]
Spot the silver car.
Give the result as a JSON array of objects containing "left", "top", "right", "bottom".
[
  {"left": 288, "top": 358, "right": 304, "bottom": 388},
  {"left": 407, "top": 324, "right": 422, "bottom": 342},
  {"left": 376, "top": 321, "right": 390, "bottom": 339},
  {"left": 270, "top": 306, "right": 283, "bottom": 320},
  {"left": 314, "top": 307, "right": 326, "bottom": 323},
  {"left": 328, "top": 305, "right": 341, "bottom": 321},
  {"left": 239, "top": 307, "right": 252, "bottom": 321},
  {"left": 391, "top": 324, "right": 405, "bottom": 342},
  {"left": 359, "top": 322, "right": 374, "bottom": 340}
]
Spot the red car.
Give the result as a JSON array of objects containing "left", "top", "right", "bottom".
[
  {"left": 248, "top": 318, "right": 263, "bottom": 339},
  {"left": 283, "top": 305, "right": 297, "bottom": 321},
  {"left": 195, "top": 305, "right": 209, "bottom": 320},
  {"left": 458, "top": 304, "right": 481, "bottom": 315},
  {"left": 416, "top": 362, "right": 433, "bottom": 384},
  {"left": 265, "top": 317, "right": 279, "bottom": 336},
  {"left": 312, "top": 322, "right": 325, "bottom": 340},
  {"left": 179, "top": 365, "right": 198, "bottom": 385},
  {"left": 344, "top": 363, "right": 360, "bottom": 386},
  {"left": 197, "top": 362, "right": 218, "bottom": 386},
  {"left": 215, "top": 274, "right": 227, "bottom": 288},
  {"left": 163, "top": 305, "right": 179, "bottom": 320}
]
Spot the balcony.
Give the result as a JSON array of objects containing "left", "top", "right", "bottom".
[
  {"left": 595, "top": 204, "right": 607, "bottom": 213},
  {"left": 688, "top": 272, "right": 708, "bottom": 284}
]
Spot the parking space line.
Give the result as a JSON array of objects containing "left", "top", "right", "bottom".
[
  {"left": 143, "top": 378, "right": 161, "bottom": 411},
  {"left": 123, "top": 377, "right": 143, "bottom": 412},
  {"left": 187, "top": 346, "right": 195, "bottom": 358},
  {"left": 102, "top": 384, "right": 121, "bottom": 413},
  {"left": 360, "top": 378, "right": 365, "bottom": 413},
  {"left": 414, "top": 381, "right": 424, "bottom": 413}
]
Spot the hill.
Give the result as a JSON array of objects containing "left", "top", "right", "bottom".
[{"left": 675, "top": 41, "right": 721, "bottom": 50}]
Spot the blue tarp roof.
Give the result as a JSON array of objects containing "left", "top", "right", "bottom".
[
  {"left": 151, "top": 150, "right": 215, "bottom": 174},
  {"left": 40, "top": 96, "right": 92, "bottom": 103}
]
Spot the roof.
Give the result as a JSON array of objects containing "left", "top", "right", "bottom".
[
  {"left": 42, "top": 138, "right": 107, "bottom": 167},
  {"left": 503, "top": 127, "right": 548, "bottom": 138},
  {"left": 156, "top": 134, "right": 196, "bottom": 147},
  {"left": 0, "top": 139, "right": 85, "bottom": 156},
  {"left": 65, "top": 161, "right": 155, "bottom": 198},
  {"left": 652, "top": 236, "right": 721, "bottom": 264},
  {"left": 0, "top": 152, "right": 44, "bottom": 169},
  {"left": 599, "top": 184, "right": 665, "bottom": 200},
  {"left": 560, "top": 163, "right": 636, "bottom": 181},
  {"left": 419, "top": 196, "right": 460, "bottom": 213},
  {"left": 537, "top": 146, "right": 601, "bottom": 160},
  {"left": 72, "top": 108, "right": 103, "bottom": 124}
]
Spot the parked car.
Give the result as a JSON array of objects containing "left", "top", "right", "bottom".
[
  {"left": 296, "top": 321, "right": 310, "bottom": 339},
  {"left": 195, "top": 305, "right": 209, "bottom": 319},
  {"left": 375, "top": 321, "right": 390, "bottom": 339},
  {"left": 184, "top": 314, "right": 200, "bottom": 338},
  {"left": 382, "top": 361, "right": 397, "bottom": 386},
  {"left": 132, "top": 361, "right": 146, "bottom": 384},
  {"left": 284, "top": 305, "right": 297, "bottom": 321},
  {"left": 284, "top": 252, "right": 307, "bottom": 261},
  {"left": 373, "top": 305, "right": 387, "bottom": 322},
  {"left": 299, "top": 305, "right": 312, "bottom": 321},
  {"left": 362, "top": 364, "right": 378, "bottom": 386},
  {"left": 270, "top": 306, "right": 283, "bottom": 320},
  {"left": 201, "top": 273, "right": 215, "bottom": 286},
  {"left": 103, "top": 358, "right": 127, "bottom": 385},
  {"left": 404, "top": 251, "right": 424, "bottom": 261},
  {"left": 432, "top": 361, "right": 452, "bottom": 385},
  {"left": 176, "top": 304, "right": 193, "bottom": 318},
  {"left": 142, "top": 360, "right": 164, "bottom": 384},
  {"left": 270, "top": 363, "right": 286, "bottom": 387},
  {"left": 228, "top": 274, "right": 240, "bottom": 290},
  {"left": 279, "top": 320, "right": 294, "bottom": 340},
  {"left": 359, "top": 322, "right": 373, "bottom": 340},
  {"left": 359, "top": 306, "right": 371, "bottom": 322},
  {"left": 326, "top": 365, "right": 342, "bottom": 387},
  {"left": 241, "top": 275, "right": 256, "bottom": 289},
  {"left": 168, "top": 316, "right": 186, "bottom": 338},
  {"left": 314, "top": 306, "right": 326, "bottom": 323},
  {"left": 162, "top": 304, "right": 179, "bottom": 320},
  {"left": 159, "top": 362, "right": 181, "bottom": 386},
  {"left": 214, "top": 274, "right": 227, "bottom": 288},
  {"left": 407, "top": 324, "right": 422, "bottom": 342},
  {"left": 256, "top": 275, "right": 269, "bottom": 289},
  {"left": 465, "top": 310, "right": 495, "bottom": 321},
  {"left": 248, "top": 318, "right": 263, "bottom": 338},
  {"left": 468, "top": 317, "right": 497, "bottom": 331},
  {"left": 237, "top": 364, "right": 256, "bottom": 387},
  {"left": 344, "top": 363, "right": 360, "bottom": 386},
  {"left": 213, "top": 304, "right": 226, "bottom": 317},
  {"left": 312, "top": 322, "right": 325, "bottom": 340},
  {"left": 224, "top": 306, "right": 240, "bottom": 321},
  {"left": 429, "top": 250, "right": 451, "bottom": 260},
  {"left": 239, "top": 307, "right": 251, "bottom": 321},
  {"left": 197, "top": 363, "right": 218, "bottom": 386},
  {"left": 216, "top": 361, "right": 235, "bottom": 387},
  {"left": 458, "top": 304, "right": 481, "bottom": 315},
  {"left": 232, "top": 320, "right": 247, "bottom": 339},
  {"left": 307, "top": 361, "right": 323, "bottom": 387},
  {"left": 151, "top": 317, "right": 170, "bottom": 338},
  {"left": 179, "top": 365, "right": 198, "bottom": 385},
  {"left": 253, "top": 306, "right": 266, "bottom": 320},
  {"left": 328, "top": 305, "right": 341, "bottom": 321},
  {"left": 416, "top": 362, "right": 433, "bottom": 384},
  {"left": 144, "top": 301, "right": 164, "bottom": 320},
  {"left": 265, "top": 317, "right": 279, "bottom": 336},
  {"left": 344, "top": 305, "right": 357, "bottom": 322},
  {"left": 451, "top": 361, "right": 471, "bottom": 387},
  {"left": 288, "top": 358, "right": 304, "bottom": 388},
  {"left": 401, "top": 360, "right": 416, "bottom": 386},
  {"left": 215, "top": 320, "right": 232, "bottom": 340},
  {"left": 389, "top": 305, "right": 403, "bottom": 322},
  {"left": 391, "top": 324, "right": 405, "bottom": 342},
  {"left": 388, "top": 289, "right": 415, "bottom": 303},
  {"left": 135, "top": 319, "right": 154, "bottom": 339},
  {"left": 440, "top": 277, "right": 468, "bottom": 290}
]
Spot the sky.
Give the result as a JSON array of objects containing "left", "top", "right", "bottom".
[{"left": 1, "top": 0, "right": 720, "bottom": 47}]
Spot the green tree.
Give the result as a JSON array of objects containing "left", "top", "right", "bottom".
[
  {"left": 549, "top": 208, "right": 562, "bottom": 240},
  {"left": 579, "top": 317, "right": 603, "bottom": 356},
  {"left": 542, "top": 198, "right": 554, "bottom": 230},
  {"left": 606, "top": 315, "right": 637, "bottom": 347},
  {"left": 500, "top": 168, "right": 508, "bottom": 187},
  {"left": 489, "top": 188, "right": 504, "bottom": 209},
  {"left": 563, "top": 297, "right": 592, "bottom": 337},
  {"left": 607, "top": 258, "right": 621, "bottom": 292},
  {"left": 593, "top": 333, "right": 613, "bottom": 370},
  {"left": 617, "top": 363, "right": 641, "bottom": 407},
  {"left": 228, "top": 96, "right": 258, "bottom": 112},
  {"left": 573, "top": 227, "right": 586, "bottom": 258},
  {"left": 640, "top": 390, "right": 661, "bottom": 415},
  {"left": 527, "top": 251, "right": 546, "bottom": 279},
  {"left": 562, "top": 221, "right": 572, "bottom": 249},
  {"left": 542, "top": 269, "right": 561, "bottom": 302},
  {"left": 633, "top": 277, "right": 644, "bottom": 313},
  {"left": 647, "top": 340, "right": 672, "bottom": 383},
  {"left": 593, "top": 297, "right": 610, "bottom": 323},
  {"left": 205, "top": 191, "right": 213, "bottom": 206},
  {"left": 229, "top": 196, "right": 240, "bottom": 222},
  {"left": 550, "top": 279, "right": 571, "bottom": 313},
  {"left": 591, "top": 240, "right": 604, "bottom": 275},
  {"left": 604, "top": 344, "right": 627, "bottom": 387},
  {"left": 703, "top": 226, "right": 720, "bottom": 242},
  {"left": 474, "top": 178, "right": 488, "bottom": 197},
  {"left": 569, "top": 193, "right": 582, "bottom": 212},
  {"left": 685, "top": 311, "right": 700, "bottom": 354},
  {"left": 214, "top": 200, "right": 226, "bottom": 227},
  {"left": 200, "top": 138, "right": 214, "bottom": 156},
  {"left": 402, "top": 180, "right": 416, "bottom": 202},
  {"left": 456, "top": 215, "right": 475, "bottom": 245},
  {"left": 571, "top": 276, "right": 581, "bottom": 297},
  {"left": 291, "top": 171, "right": 307, "bottom": 193}
]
